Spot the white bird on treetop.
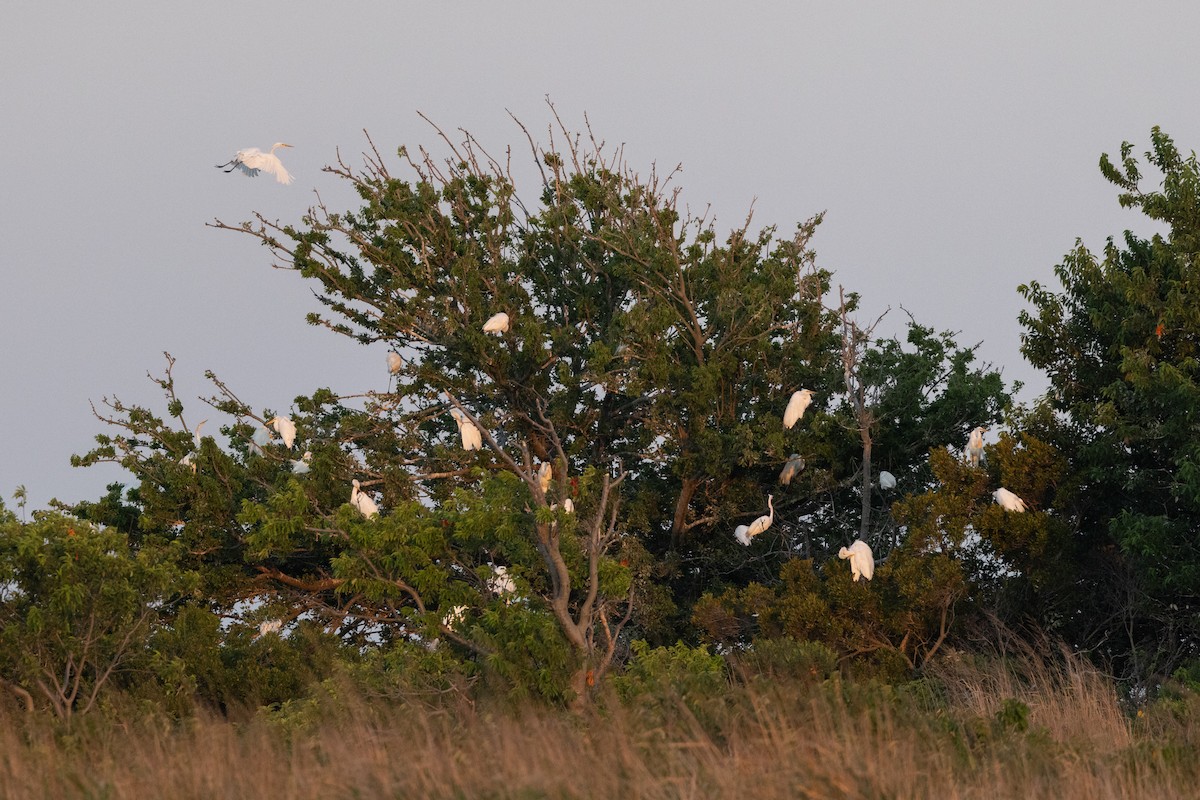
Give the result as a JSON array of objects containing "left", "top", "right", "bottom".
[
  {"left": 966, "top": 426, "right": 987, "bottom": 468},
  {"left": 482, "top": 312, "right": 510, "bottom": 335},
  {"left": 180, "top": 419, "right": 208, "bottom": 474},
  {"left": 550, "top": 498, "right": 575, "bottom": 514},
  {"left": 487, "top": 565, "right": 517, "bottom": 596},
  {"left": 839, "top": 539, "right": 875, "bottom": 582},
  {"left": 779, "top": 454, "right": 805, "bottom": 486},
  {"left": 449, "top": 408, "right": 483, "bottom": 451},
  {"left": 350, "top": 479, "right": 380, "bottom": 518},
  {"left": 993, "top": 487, "right": 1027, "bottom": 512},
  {"left": 387, "top": 352, "right": 404, "bottom": 374},
  {"left": 734, "top": 495, "right": 775, "bottom": 546},
  {"left": 267, "top": 416, "right": 297, "bottom": 449},
  {"left": 879, "top": 470, "right": 897, "bottom": 491},
  {"left": 216, "top": 142, "right": 294, "bottom": 184},
  {"left": 256, "top": 619, "right": 283, "bottom": 639},
  {"left": 537, "top": 461, "right": 553, "bottom": 494},
  {"left": 290, "top": 451, "right": 312, "bottom": 474},
  {"left": 783, "top": 390, "right": 815, "bottom": 429}
]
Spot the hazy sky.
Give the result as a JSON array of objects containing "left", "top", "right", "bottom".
[{"left": 3, "top": 2, "right": 1197, "bottom": 509}]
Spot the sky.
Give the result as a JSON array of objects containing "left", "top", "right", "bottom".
[{"left": 2, "top": 2, "right": 1198, "bottom": 509}]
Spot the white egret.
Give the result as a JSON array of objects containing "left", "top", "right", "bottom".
[
  {"left": 838, "top": 539, "right": 875, "bottom": 582},
  {"left": 783, "top": 390, "right": 815, "bottom": 429},
  {"left": 290, "top": 451, "right": 313, "bottom": 474},
  {"left": 966, "top": 426, "right": 987, "bottom": 468},
  {"left": 267, "top": 415, "right": 297, "bottom": 449},
  {"left": 216, "top": 142, "right": 294, "bottom": 184},
  {"left": 879, "top": 470, "right": 897, "bottom": 491},
  {"left": 350, "top": 479, "right": 380, "bottom": 518},
  {"left": 256, "top": 619, "right": 283, "bottom": 639},
  {"left": 487, "top": 565, "right": 517, "bottom": 596},
  {"left": 248, "top": 424, "right": 274, "bottom": 457},
  {"left": 442, "top": 605, "right": 468, "bottom": 629},
  {"left": 537, "top": 461, "right": 553, "bottom": 494},
  {"left": 180, "top": 419, "right": 208, "bottom": 474},
  {"left": 550, "top": 498, "right": 575, "bottom": 514},
  {"left": 734, "top": 495, "right": 775, "bottom": 546},
  {"left": 993, "top": 487, "right": 1027, "bottom": 512},
  {"left": 779, "top": 454, "right": 805, "bottom": 486},
  {"left": 449, "top": 408, "right": 483, "bottom": 451},
  {"left": 387, "top": 352, "right": 404, "bottom": 374},
  {"left": 482, "top": 312, "right": 510, "bottom": 335}
]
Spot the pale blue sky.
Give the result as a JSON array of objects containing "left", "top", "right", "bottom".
[{"left": 2, "top": 2, "right": 1196, "bottom": 507}]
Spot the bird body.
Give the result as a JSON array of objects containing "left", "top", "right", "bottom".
[
  {"left": 181, "top": 419, "right": 208, "bottom": 474},
  {"left": 350, "top": 479, "right": 380, "bottom": 518},
  {"left": 248, "top": 424, "right": 274, "bottom": 456},
  {"left": 267, "top": 416, "right": 296, "bottom": 449},
  {"left": 537, "top": 462, "right": 553, "bottom": 494},
  {"left": 216, "top": 142, "right": 294, "bottom": 184},
  {"left": 779, "top": 454, "right": 805, "bottom": 486},
  {"left": 783, "top": 390, "right": 814, "bottom": 429},
  {"left": 734, "top": 495, "right": 774, "bottom": 545},
  {"left": 993, "top": 487, "right": 1027, "bottom": 512},
  {"left": 838, "top": 539, "right": 875, "bottom": 582},
  {"left": 290, "top": 451, "right": 312, "bottom": 474},
  {"left": 256, "top": 619, "right": 283, "bottom": 639},
  {"left": 487, "top": 565, "right": 517, "bottom": 596},
  {"left": 966, "top": 426, "right": 987, "bottom": 468},
  {"left": 482, "top": 312, "right": 510, "bottom": 335},
  {"left": 879, "top": 470, "right": 896, "bottom": 491},
  {"left": 551, "top": 498, "right": 575, "bottom": 514},
  {"left": 387, "top": 352, "right": 404, "bottom": 374},
  {"left": 449, "top": 408, "right": 483, "bottom": 451}
]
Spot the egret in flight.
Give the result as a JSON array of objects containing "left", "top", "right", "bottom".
[
  {"left": 267, "top": 416, "right": 297, "bottom": 449},
  {"left": 449, "top": 408, "right": 483, "bottom": 451},
  {"left": 838, "top": 539, "right": 875, "bottom": 582},
  {"left": 879, "top": 470, "right": 896, "bottom": 491},
  {"left": 483, "top": 312, "right": 510, "bottom": 335},
  {"left": 350, "top": 479, "right": 380, "bottom": 518},
  {"left": 993, "top": 487, "right": 1027, "bottom": 512},
  {"left": 779, "top": 454, "right": 805, "bottom": 486},
  {"left": 966, "top": 426, "right": 987, "bottom": 468},
  {"left": 783, "top": 390, "right": 814, "bottom": 429},
  {"left": 216, "top": 142, "right": 294, "bottom": 184},
  {"left": 734, "top": 495, "right": 775, "bottom": 546}
]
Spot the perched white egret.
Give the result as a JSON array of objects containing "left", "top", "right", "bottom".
[
  {"left": 216, "top": 142, "right": 294, "bottom": 184},
  {"left": 248, "top": 424, "right": 274, "bottom": 457},
  {"left": 350, "top": 479, "right": 380, "bottom": 518},
  {"left": 180, "top": 419, "right": 208, "bottom": 474},
  {"left": 550, "top": 498, "right": 575, "bottom": 514},
  {"left": 734, "top": 495, "right": 775, "bottom": 546},
  {"left": 779, "top": 454, "right": 805, "bottom": 486},
  {"left": 879, "top": 470, "right": 897, "bottom": 491},
  {"left": 993, "top": 487, "right": 1027, "bottom": 512},
  {"left": 487, "top": 565, "right": 517, "bottom": 596},
  {"left": 387, "top": 352, "right": 404, "bottom": 374},
  {"left": 442, "top": 605, "right": 468, "bottom": 629},
  {"left": 449, "top": 408, "right": 483, "bottom": 451},
  {"left": 290, "top": 451, "right": 313, "bottom": 474},
  {"left": 482, "top": 312, "right": 510, "bottom": 335},
  {"left": 966, "top": 426, "right": 987, "bottom": 468},
  {"left": 537, "top": 462, "right": 553, "bottom": 494},
  {"left": 783, "top": 390, "right": 815, "bottom": 429},
  {"left": 838, "top": 539, "right": 875, "bottom": 582},
  {"left": 256, "top": 619, "right": 283, "bottom": 639},
  {"left": 267, "top": 416, "right": 297, "bottom": 449}
]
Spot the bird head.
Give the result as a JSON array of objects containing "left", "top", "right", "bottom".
[
  {"left": 270, "top": 142, "right": 293, "bottom": 151},
  {"left": 838, "top": 546, "right": 851, "bottom": 559}
]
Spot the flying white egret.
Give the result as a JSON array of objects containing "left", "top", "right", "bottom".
[
  {"left": 449, "top": 408, "right": 483, "bottom": 451},
  {"left": 734, "top": 495, "right": 775, "bottom": 546},
  {"left": 966, "top": 426, "right": 987, "bottom": 468},
  {"left": 482, "top": 312, "right": 510, "bottom": 335},
  {"left": 879, "top": 470, "right": 897, "bottom": 491},
  {"left": 180, "top": 419, "right": 208, "bottom": 474},
  {"left": 537, "top": 461, "right": 553, "bottom": 494},
  {"left": 838, "top": 539, "right": 875, "bottom": 582},
  {"left": 290, "top": 451, "right": 313, "bottom": 474},
  {"left": 487, "top": 565, "right": 517, "bottom": 596},
  {"left": 779, "top": 454, "right": 805, "bottom": 486},
  {"left": 350, "top": 479, "right": 380, "bottom": 518},
  {"left": 216, "top": 142, "right": 294, "bottom": 184},
  {"left": 783, "top": 390, "right": 815, "bottom": 429},
  {"left": 266, "top": 416, "right": 297, "bottom": 449},
  {"left": 993, "top": 487, "right": 1027, "bottom": 512},
  {"left": 387, "top": 352, "right": 404, "bottom": 374}
]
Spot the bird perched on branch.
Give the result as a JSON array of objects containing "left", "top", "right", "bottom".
[
  {"left": 216, "top": 142, "right": 294, "bottom": 184},
  {"left": 993, "top": 487, "right": 1027, "bottom": 512},
  {"left": 482, "top": 312, "right": 510, "bottom": 335},
  {"left": 783, "top": 390, "right": 814, "bottom": 429},
  {"left": 734, "top": 495, "right": 774, "bottom": 546},
  {"left": 350, "top": 479, "right": 379, "bottom": 518},
  {"left": 966, "top": 426, "right": 987, "bottom": 468},
  {"left": 266, "top": 416, "right": 296, "bottom": 449},
  {"left": 779, "top": 454, "right": 805, "bottom": 486},
  {"left": 838, "top": 539, "right": 875, "bottom": 582},
  {"left": 449, "top": 408, "right": 483, "bottom": 451},
  {"left": 879, "top": 470, "right": 896, "bottom": 491}
]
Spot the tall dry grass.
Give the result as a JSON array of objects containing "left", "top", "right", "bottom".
[{"left": 1, "top": 647, "right": 1197, "bottom": 799}]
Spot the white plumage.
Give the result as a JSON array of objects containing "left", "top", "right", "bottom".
[
  {"left": 180, "top": 419, "right": 207, "bottom": 474},
  {"left": 838, "top": 539, "right": 875, "bottom": 582},
  {"left": 248, "top": 424, "right": 274, "bottom": 456},
  {"left": 783, "top": 390, "right": 814, "bottom": 429},
  {"left": 350, "top": 479, "right": 380, "bottom": 518},
  {"left": 734, "top": 495, "right": 775, "bottom": 546},
  {"left": 779, "top": 454, "right": 805, "bottom": 485},
  {"left": 487, "top": 565, "right": 517, "bottom": 596},
  {"left": 879, "top": 470, "right": 896, "bottom": 491},
  {"left": 216, "top": 142, "right": 294, "bottom": 184},
  {"left": 993, "top": 487, "right": 1027, "bottom": 512},
  {"left": 449, "top": 408, "right": 483, "bottom": 451},
  {"left": 537, "top": 461, "right": 553, "bottom": 493},
  {"left": 267, "top": 415, "right": 296, "bottom": 449},
  {"left": 550, "top": 498, "right": 575, "bottom": 514},
  {"left": 482, "top": 312, "right": 510, "bottom": 334},
  {"left": 290, "top": 451, "right": 312, "bottom": 474},
  {"left": 387, "top": 352, "right": 404, "bottom": 374},
  {"left": 966, "top": 426, "right": 987, "bottom": 468}
]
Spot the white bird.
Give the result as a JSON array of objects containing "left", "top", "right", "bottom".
[
  {"left": 482, "top": 312, "right": 510, "bottom": 335},
  {"left": 449, "top": 408, "right": 483, "bottom": 451},
  {"left": 783, "top": 390, "right": 815, "bottom": 429},
  {"left": 966, "top": 426, "right": 987, "bottom": 468},
  {"left": 180, "top": 419, "right": 208, "bottom": 474},
  {"left": 248, "top": 424, "right": 274, "bottom": 457},
  {"left": 537, "top": 461, "right": 553, "bottom": 494},
  {"left": 734, "top": 495, "right": 775, "bottom": 546},
  {"left": 993, "top": 487, "right": 1027, "bottom": 512},
  {"left": 267, "top": 416, "right": 297, "bottom": 449},
  {"left": 290, "top": 451, "right": 313, "bottom": 474},
  {"left": 350, "top": 479, "right": 380, "bottom": 518},
  {"left": 256, "top": 619, "right": 283, "bottom": 639},
  {"left": 550, "top": 498, "right": 575, "bottom": 514},
  {"left": 779, "top": 454, "right": 805, "bottom": 486},
  {"left": 486, "top": 565, "right": 517, "bottom": 596},
  {"left": 216, "top": 142, "right": 294, "bottom": 184},
  {"left": 879, "top": 470, "right": 897, "bottom": 491},
  {"left": 838, "top": 539, "right": 875, "bottom": 582},
  {"left": 442, "top": 605, "right": 468, "bottom": 629},
  {"left": 387, "top": 352, "right": 404, "bottom": 374}
]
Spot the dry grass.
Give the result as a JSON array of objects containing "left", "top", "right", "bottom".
[{"left": 1, "top": 649, "right": 1198, "bottom": 800}]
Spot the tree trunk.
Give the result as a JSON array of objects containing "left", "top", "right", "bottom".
[{"left": 859, "top": 429, "right": 872, "bottom": 539}]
